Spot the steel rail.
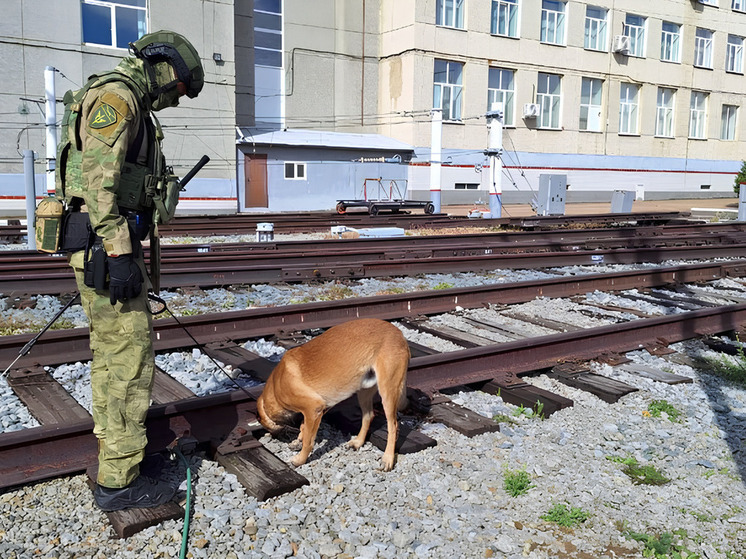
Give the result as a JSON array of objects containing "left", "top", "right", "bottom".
[
  {"left": 4, "top": 234, "right": 746, "bottom": 296},
  {"left": 156, "top": 210, "right": 690, "bottom": 236},
  {"left": 0, "top": 211, "right": 694, "bottom": 243},
  {"left": 5, "top": 221, "right": 746, "bottom": 261},
  {"left": 0, "top": 387, "right": 262, "bottom": 490},
  {"left": 2, "top": 260, "right": 744, "bottom": 370},
  {"left": 2, "top": 297, "right": 744, "bottom": 490}
]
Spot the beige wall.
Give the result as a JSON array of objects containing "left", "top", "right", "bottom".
[{"left": 365, "top": 0, "right": 746, "bottom": 164}]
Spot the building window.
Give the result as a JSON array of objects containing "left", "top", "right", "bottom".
[
  {"left": 488, "top": 67, "right": 515, "bottom": 126},
  {"left": 433, "top": 59, "right": 463, "bottom": 121},
  {"left": 491, "top": 0, "right": 519, "bottom": 37},
  {"left": 619, "top": 83, "right": 639, "bottom": 135},
  {"left": 81, "top": 0, "right": 146, "bottom": 48},
  {"left": 735, "top": 0, "right": 746, "bottom": 13},
  {"left": 436, "top": 0, "right": 465, "bottom": 29},
  {"left": 727, "top": 35, "right": 744, "bottom": 74},
  {"left": 537, "top": 72, "right": 561, "bottom": 129},
  {"left": 540, "top": 1, "right": 566, "bottom": 45},
  {"left": 284, "top": 162, "right": 306, "bottom": 180},
  {"left": 694, "top": 28, "right": 714, "bottom": 69},
  {"left": 699, "top": 0, "right": 718, "bottom": 5},
  {"left": 623, "top": 14, "right": 646, "bottom": 58},
  {"left": 655, "top": 88, "right": 675, "bottom": 138},
  {"left": 579, "top": 77, "right": 603, "bottom": 132},
  {"left": 255, "top": 0, "right": 283, "bottom": 68},
  {"left": 455, "top": 183, "right": 479, "bottom": 189},
  {"left": 660, "top": 22, "right": 681, "bottom": 63},
  {"left": 721, "top": 105, "right": 738, "bottom": 140},
  {"left": 584, "top": 6, "right": 607, "bottom": 51},
  {"left": 689, "top": 92, "right": 708, "bottom": 139}
]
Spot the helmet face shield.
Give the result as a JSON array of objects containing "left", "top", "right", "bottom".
[{"left": 130, "top": 30, "right": 204, "bottom": 98}]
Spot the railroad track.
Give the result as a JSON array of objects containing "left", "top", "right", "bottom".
[
  {"left": 3, "top": 221, "right": 746, "bottom": 296},
  {"left": 3, "top": 260, "right": 746, "bottom": 518},
  {"left": 0, "top": 210, "right": 695, "bottom": 243}
]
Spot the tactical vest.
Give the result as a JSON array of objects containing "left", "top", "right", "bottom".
[{"left": 56, "top": 71, "right": 179, "bottom": 224}]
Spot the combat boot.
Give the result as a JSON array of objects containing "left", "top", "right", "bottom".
[{"left": 94, "top": 475, "right": 177, "bottom": 512}]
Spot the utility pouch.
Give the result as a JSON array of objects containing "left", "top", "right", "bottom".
[
  {"left": 152, "top": 172, "right": 181, "bottom": 226},
  {"left": 34, "top": 196, "right": 66, "bottom": 253},
  {"left": 84, "top": 239, "right": 107, "bottom": 290},
  {"left": 60, "top": 211, "right": 93, "bottom": 253}
]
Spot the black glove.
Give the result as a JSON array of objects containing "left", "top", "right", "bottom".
[{"left": 107, "top": 254, "right": 143, "bottom": 305}]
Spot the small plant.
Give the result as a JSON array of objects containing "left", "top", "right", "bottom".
[
  {"left": 319, "top": 285, "right": 355, "bottom": 301},
  {"left": 503, "top": 468, "right": 534, "bottom": 497},
  {"left": 607, "top": 455, "right": 670, "bottom": 485},
  {"left": 492, "top": 413, "right": 518, "bottom": 425},
  {"left": 540, "top": 503, "right": 591, "bottom": 527},
  {"left": 624, "top": 530, "right": 700, "bottom": 559},
  {"left": 179, "top": 309, "right": 201, "bottom": 316},
  {"left": 697, "top": 337, "right": 746, "bottom": 385},
  {"left": 624, "top": 459, "right": 670, "bottom": 486},
  {"left": 647, "top": 399, "right": 682, "bottom": 422},
  {"left": 432, "top": 282, "right": 455, "bottom": 290},
  {"left": 512, "top": 403, "right": 531, "bottom": 417}
]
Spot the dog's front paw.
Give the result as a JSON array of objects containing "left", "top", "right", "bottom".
[
  {"left": 289, "top": 454, "right": 307, "bottom": 468},
  {"left": 381, "top": 454, "right": 396, "bottom": 472},
  {"left": 347, "top": 437, "right": 365, "bottom": 450}
]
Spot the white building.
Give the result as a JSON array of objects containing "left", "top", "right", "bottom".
[{"left": 2, "top": 1, "right": 743, "bottom": 215}]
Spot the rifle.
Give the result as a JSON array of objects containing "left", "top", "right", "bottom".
[{"left": 150, "top": 155, "right": 210, "bottom": 294}]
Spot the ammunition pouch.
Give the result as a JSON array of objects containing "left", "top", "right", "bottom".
[{"left": 117, "top": 162, "right": 151, "bottom": 209}]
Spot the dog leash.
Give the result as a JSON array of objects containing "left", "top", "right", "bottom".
[
  {"left": 147, "top": 293, "right": 265, "bottom": 403},
  {"left": 2, "top": 293, "right": 81, "bottom": 379}
]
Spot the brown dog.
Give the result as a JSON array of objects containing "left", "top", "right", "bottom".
[{"left": 256, "top": 318, "right": 410, "bottom": 471}]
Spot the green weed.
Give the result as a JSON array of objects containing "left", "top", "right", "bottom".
[
  {"left": 540, "top": 503, "right": 591, "bottom": 527},
  {"left": 607, "top": 455, "right": 670, "bottom": 485},
  {"left": 697, "top": 337, "right": 746, "bottom": 384},
  {"left": 647, "top": 399, "right": 682, "bottom": 422},
  {"left": 432, "top": 282, "right": 455, "bottom": 290},
  {"left": 502, "top": 468, "right": 534, "bottom": 497},
  {"left": 624, "top": 530, "right": 700, "bottom": 559},
  {"left": 492, "top": 413, "right": 518, "bottom": 425}
]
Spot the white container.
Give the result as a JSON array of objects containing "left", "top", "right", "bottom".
[{"left": 256, "top": 222, "right": 274, "bottom": 242}]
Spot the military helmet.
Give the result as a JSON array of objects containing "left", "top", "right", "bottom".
[{"left": 129, "top": 30, "right": 204, "bottom": 98}]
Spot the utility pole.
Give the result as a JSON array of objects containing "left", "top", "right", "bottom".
[
  {"left": 44, "top": 66, "right": 57, "bottom": 195},
  {"left": 23, "top": 150, "right": 37, "bottom": 250},
  {"left": 429, "top": 108, "right": 442, "bottom": 214},
  {"left": 485, "top": 103, "right": 503, "bottom": 218}
]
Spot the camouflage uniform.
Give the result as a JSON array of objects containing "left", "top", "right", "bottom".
[{"left": 57, "top": 37, "right": 202, "bottom": 489}]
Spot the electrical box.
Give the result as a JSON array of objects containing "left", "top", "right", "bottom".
[
  {"left": 532, "top": 174, "right": 567, "bottom": 216},
  {"left": 611, "top": 190, "right": 635, "bottom": 214}
]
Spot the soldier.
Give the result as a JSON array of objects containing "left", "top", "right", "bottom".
[{"left": 56, "top": 30, "right": 204, "bottom": 511}]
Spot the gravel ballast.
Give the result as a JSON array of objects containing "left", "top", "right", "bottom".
[{"left": 1, "top": 240, "right": 745, "bottom": 557}]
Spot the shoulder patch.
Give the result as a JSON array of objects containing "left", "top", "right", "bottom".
[{"left": 90, "top": 104, "right": 118, "bottom": 129}]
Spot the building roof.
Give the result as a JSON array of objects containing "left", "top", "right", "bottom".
[{"left": 237, "top": 128, "right": 414, "bottom": 152}]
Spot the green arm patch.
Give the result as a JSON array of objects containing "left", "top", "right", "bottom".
[{"left": 89, "top": 104, "right": 118, "bottom": 129}]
